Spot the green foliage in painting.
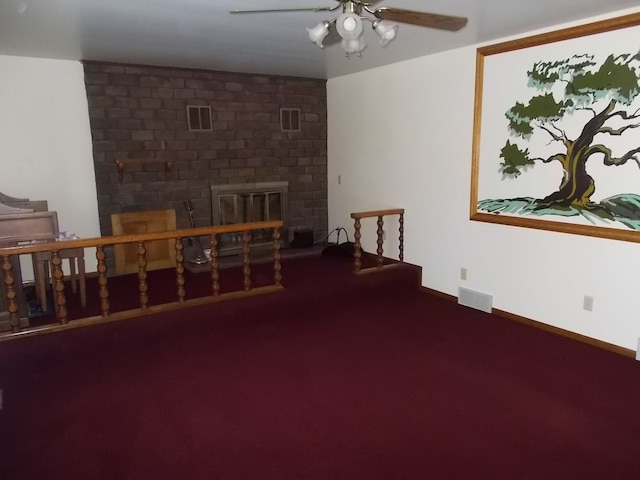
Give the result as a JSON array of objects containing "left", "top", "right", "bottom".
[{"left": 499, "top": 141, "right": 534, "bottom": 178}]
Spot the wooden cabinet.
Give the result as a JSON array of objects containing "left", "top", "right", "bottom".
[{"left": 111, "top": 210, "right": 177, "bottom": 275}]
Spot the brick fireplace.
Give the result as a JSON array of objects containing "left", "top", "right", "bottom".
[{"left": 84, "top": 61, "right": 327, "bottom": 261}]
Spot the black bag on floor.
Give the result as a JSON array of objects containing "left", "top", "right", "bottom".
[{"left": 321, "top": 228, "right": 361, "bottom": 257}]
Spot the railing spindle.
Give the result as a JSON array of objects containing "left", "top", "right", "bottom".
[
  {"left": 242, "top": 230, "right": 251, "bottom": 291},
  {"left": 399, "top": 212, "right": 404, "bottom": 262},
  {"left": 353, "top": 218, "right": 362, "bottom": 273},
  {"left": 1, "top": 255, "right": 20, "bottom": 332},
  {"left": 50, "top": 251, "right": 68, "bottom": 323},
  {"left": 273, "top": 227, "right": 282, "bottom": 287},
  {"left": 210, "top": 234, "right": 220, "bottom": 296},
  {"left": 137, "top": 241, "right": 148, "bottom": 309},
  {"left": 96, "top": 246, "right": 110, "bottom": 317},
  {"left": 175, "top": 238, "right": 185, "bottom": 303},
  {"left": 376, "top": 215, "right": 384, "bottom": 268}
]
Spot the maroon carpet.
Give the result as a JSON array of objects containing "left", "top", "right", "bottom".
[{"left": 1, "top": 255, "right": 639, "bottom": 479}]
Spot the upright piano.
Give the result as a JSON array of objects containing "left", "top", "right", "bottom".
[{"left": 0, "top": 191, "right": 57, "bottom": 330}]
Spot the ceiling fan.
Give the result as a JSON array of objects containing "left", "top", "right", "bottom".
[{"left": 230, "top": 1, "right": 468, "bottom": 57}]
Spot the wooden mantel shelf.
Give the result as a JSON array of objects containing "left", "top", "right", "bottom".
[{"left": 115, "top": 158, "right": 172, "bottom": 182}]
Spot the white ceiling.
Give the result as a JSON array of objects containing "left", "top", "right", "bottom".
[{"left": 1, "top": 0, "right": 638, "bottom": 79}]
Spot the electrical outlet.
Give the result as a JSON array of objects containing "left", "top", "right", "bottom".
[
  {"left": 338, "top": 175, "right": 341, "bottom": 185},
  {"left": 583, "top": 295, "right": 594, "bottom": 311},
  {"left": 460, "top": 268, "right": 467, "bottom": 281}
]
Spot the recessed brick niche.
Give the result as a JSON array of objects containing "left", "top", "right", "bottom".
[{"left": 83, "top": 61, "right": 328, "bottom": 249}]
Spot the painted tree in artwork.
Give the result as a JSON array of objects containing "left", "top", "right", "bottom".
[{"left": 496, "top": 50, "right": 640, "bottom": 221}]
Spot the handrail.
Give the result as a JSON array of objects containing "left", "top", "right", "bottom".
[
  {"left": 350, "top": 208, "right": 404, "bottom": 274},
  {"left": 0, "top": 221, "right": 284, "bottom": 340},
  {"left": 350, "top": 208, "right": 405, "bottom": 220},
  {"left": 0, "top": 220, "right": 283, "bottom": 255}
]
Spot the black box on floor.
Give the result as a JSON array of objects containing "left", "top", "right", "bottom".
[{"left": 290, "top": 229, "right": 314, "bottom": 248}]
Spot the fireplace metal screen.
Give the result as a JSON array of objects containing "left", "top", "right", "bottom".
[{"left": 211, "top": 182, "right": 288, "bottom": 254}]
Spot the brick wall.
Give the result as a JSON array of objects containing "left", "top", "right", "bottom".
[{"left": 83, "top": 61, "right": 328, "bottom": 245}]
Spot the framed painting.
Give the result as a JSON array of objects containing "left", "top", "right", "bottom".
[{"left": 471, "top": 13, "right": 640, "bottom": 242}]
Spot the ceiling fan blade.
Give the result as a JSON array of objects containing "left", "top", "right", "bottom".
[
  {"left": 230, "top": 7, "right": 334, "bottom": 14},
  {"left": 373, "top": 8, "right": 468, "bottom": 31}
]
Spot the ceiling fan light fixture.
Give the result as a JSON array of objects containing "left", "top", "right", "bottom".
[
  {"left": 336, "top": 12, "right": 363, "bottom": 41},
  {"left": 231, "top": 2, "right": 469, "bottom": 59},
  {"left": 307, "top": 21, "right": 330, "bottom": 48},
  {"left": 373, "top": 20, "right": 398, "bottom": 47}
]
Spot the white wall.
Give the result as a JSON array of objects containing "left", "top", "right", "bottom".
[
  {"left": 327, "top": 9, "right": 640, "bottom": 350},
  {"left": 0, "top": 55, "right": 100, "bottom": 279}
]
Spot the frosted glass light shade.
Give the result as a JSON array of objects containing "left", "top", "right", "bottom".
[
  {"left": 341, "top": 37, "right": 366, "bottom": 56},
  {"left": 336, "top": 13, "right": 363, "bottom": 41},
  {"left": 374, "top": 20, "right": 398, "bottom": 47},
  {"left": 307, "top": 21, "right": 330, "bottom": 48}
]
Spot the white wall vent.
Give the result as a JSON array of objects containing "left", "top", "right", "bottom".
[
  {"left": 187, "top": 105, "right": 212, "bottom": 131},
  {"left": 458, "top": 287, "right": 493, "bottom": 314}
]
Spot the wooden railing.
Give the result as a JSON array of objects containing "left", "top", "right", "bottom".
[
  {"left": 351, "top": 208, "right": 404, "bottom": 274},
  {"left": 0, "top": 221, "right": 283, "bottom": 340}
]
